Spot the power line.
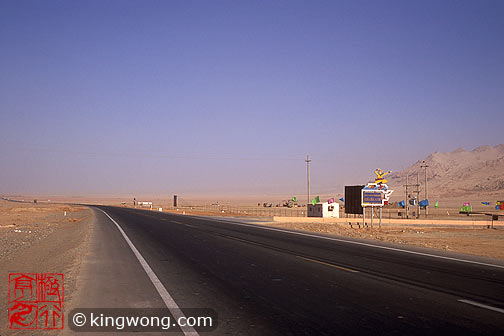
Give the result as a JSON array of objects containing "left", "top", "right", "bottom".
[{"left": 3, "top": 143, "right": 306, "bottom": 162}]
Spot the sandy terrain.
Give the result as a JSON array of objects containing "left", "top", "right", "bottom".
[
  {"left": 8, "top": 193, "right": 503, "bottom": 220},
  {"left": 0, "top": 200, "right": 93, "bottom": 335},
  {"left": 0, "top": 198, "right": 501, "bottom": 335}
]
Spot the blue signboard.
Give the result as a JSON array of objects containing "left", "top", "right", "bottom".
[{"left": 361, "top": 190, "right": 384, "bottom": 206}]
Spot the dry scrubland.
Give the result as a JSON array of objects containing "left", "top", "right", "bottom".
[{"left": 0, "top": 200, "right": 92, "bottom": 335}]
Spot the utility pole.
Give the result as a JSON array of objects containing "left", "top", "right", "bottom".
[
  {"left": 416, "top": 171, "right": 420, "bottom": 219},
  {"left": 405, "top": 174, "right": 409, "bottom": 219},
  {"left": 404, "top": 173, "right": 420, "bottom": 219},
  {"left": 421, "top": 161, "right": 429, "bottom": 217},
  {"left": 306, "top": 155, "right": 311, "bottom": 209}
]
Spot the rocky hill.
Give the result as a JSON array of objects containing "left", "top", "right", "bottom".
[{"left": 387, "top": 145, "right": 504, "bottom": 197}]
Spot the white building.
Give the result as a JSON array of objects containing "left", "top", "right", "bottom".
[{"left": 308, "top": 202, "right": 339, "bottom": 218}]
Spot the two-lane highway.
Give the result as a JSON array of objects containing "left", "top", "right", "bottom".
[{"left": 84, "top": 206, "right": 504, "bottom": 335}]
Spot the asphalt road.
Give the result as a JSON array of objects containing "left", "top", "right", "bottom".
[{"left": 80, "top": 206, "right": 504, "bottom": 335}]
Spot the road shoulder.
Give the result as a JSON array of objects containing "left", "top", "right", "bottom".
[{"left": 0, "top": 202, "right": 92, "bottom": 335}]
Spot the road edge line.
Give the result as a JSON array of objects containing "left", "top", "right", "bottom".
[
  {"left": 183, "top": 215, "right": 504, "bottom": 270},
  {"left": 97, "top": 208, "right": 199, "bottom": 336},
  {"left": 458, "top": 299, "right": 504, "bottom": 314}
]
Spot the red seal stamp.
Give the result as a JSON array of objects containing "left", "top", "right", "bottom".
[{"left": 8, "top": 273, "right": 64, "bottom": 330}]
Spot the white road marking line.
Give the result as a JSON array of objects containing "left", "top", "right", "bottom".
[
  {"left": 97, "top": 209, "right": 199, "bottom": 336},
  {"left": 185, "top": 215, "right": 504, "bottom": 270},
  {"left": 458, "top": 299, "right": 504, "bottom": 314},
  {"left": 171, "top": 220, "right": 197, "bottom": 228},
  {"left": 297, "top": 256, "right": 359, "bottom": 273}
]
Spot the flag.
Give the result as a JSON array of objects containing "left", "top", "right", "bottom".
[
  {"left": 419, "top": 199, "right": 429, "bottom": 207},
  {"left": 327, "top": 198, "right": 335, "bottom": 204},
  {"left": 311, "top": 196, "right": 320, "bottom": 205},
  {"left": 398, "top": 200, "right": 405, "bottom": 208},
  {"left": 435, "top": 201, "right": 439, "bottom": 208},
  {"left": 339, "top": 197, "right": 344, "bottom": 202},
  {"left": 463, "top": 202, "right": 470, "bottom": 206},
  {"left": 461, "top": 205, "right": 472, "bottom": 212},
  {"left": 291, "top": 197, "right": 297, "bottom": 202},
  {"left": 481, "top": 202, "right": 490, "bottom": 206}
]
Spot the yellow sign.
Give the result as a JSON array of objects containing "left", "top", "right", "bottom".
[{"left": 374, "top": 169, "right": 391, "bottom": 184}]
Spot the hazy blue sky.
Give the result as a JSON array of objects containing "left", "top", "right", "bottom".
[{"left": 1, "top": 0, "right": 503, "bottom": 197}]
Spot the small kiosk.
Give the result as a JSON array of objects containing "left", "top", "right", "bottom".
[{"left": 308, "top": 202, "right": 340, "bottom": 218}]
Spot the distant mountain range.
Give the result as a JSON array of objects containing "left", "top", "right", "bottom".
[{"left": 387, "top": 145, "right": 504, "bottom": 197}]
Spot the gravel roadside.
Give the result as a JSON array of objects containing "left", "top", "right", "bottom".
[{"left": 0, "top": 201, "right": 93, "bottom": 335}]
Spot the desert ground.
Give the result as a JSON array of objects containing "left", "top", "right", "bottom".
[
  {"left": 13, "top": 194, "right": 501, "bottom": 260},
  {"left": 0, "top": 200, "right": 92, "bottom": 335},
  {"left": 0, "top": 196, "right": 503, "bottom": 334},
  {"left": 2, "top": 195, "right": 503, "bottom": 273}
]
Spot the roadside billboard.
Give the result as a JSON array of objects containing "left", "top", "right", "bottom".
[{"left": 361, "top": 190, "right": 385, "bottom": 207}]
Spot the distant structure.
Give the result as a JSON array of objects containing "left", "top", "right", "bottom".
[
  {"left": 137, "top": 201, "right": 153, "bottom": 209},
  {"left": 308, "top": 202, "right": 339, "bottom": 218},
  {"left": 345, "top": 185, "right": 364, "bottom": 215}
]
